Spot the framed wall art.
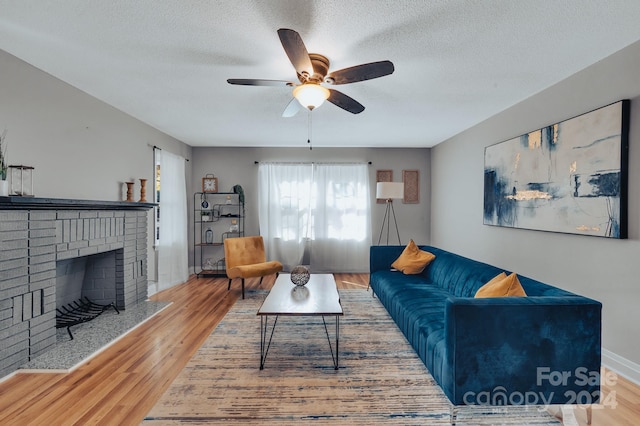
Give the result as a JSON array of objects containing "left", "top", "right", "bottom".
[
  {"left": 483, "top": 100, "right": 629, "bottom": 239},
  {"left": 402, "top": 170, "right": 419, "bottom": 204}
]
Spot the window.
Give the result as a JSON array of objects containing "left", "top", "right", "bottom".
[{"left": 258, "top": 163, "right": 371, "bottom": 272}]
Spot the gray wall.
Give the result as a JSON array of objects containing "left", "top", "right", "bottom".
[
  {"left": 190, "top": 147, "right": 430, "bottom": 272},
  {"left": 0, "top": 49, "right": 192, "bottom": 283},
  {"left": 431, "top": 40, "right": 640, "bottom": 377}
]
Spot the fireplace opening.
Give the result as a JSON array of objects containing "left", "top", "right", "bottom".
[
  {"left": 56, "top": 250, "right": 121, "bottom": 307},
  {"left": 55, "top": 250, "right": 123, "bottom": 339}
]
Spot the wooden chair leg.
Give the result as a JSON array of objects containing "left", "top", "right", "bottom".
[
  {"left": 241, "top": 278, "right": 245, "bottom": 299},
  {"left": 586, "top": 405, "right": 592, "bottom": 425}
]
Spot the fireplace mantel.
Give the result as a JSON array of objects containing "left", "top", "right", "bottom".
[{"left": 0, "top": 196, "right": 155, "bottom": 210}]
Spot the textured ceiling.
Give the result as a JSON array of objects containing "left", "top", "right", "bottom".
[{"left": 2, "top": 0, "right": 640, "bottom": 148}]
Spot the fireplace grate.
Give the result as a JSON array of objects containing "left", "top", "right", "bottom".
[{"left": 55, "top": 297, "right": 120, "bottom": 340}]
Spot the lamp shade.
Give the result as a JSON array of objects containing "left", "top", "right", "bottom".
[
  {"left": 376, "top": 182, "right": 404, "bottom": 200},
  {"left": 293, "top": 83, "right": 330, "bottom": 110}
]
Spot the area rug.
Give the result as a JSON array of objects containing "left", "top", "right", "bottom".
[{"left": 143, "top": 290, "right": 559, "bottom": 425}]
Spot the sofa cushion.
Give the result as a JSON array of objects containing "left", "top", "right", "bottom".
[
  {"left": 391, "top": 240, "right": 435, "bottom": 274},
  {"left": 475, "top": 272, "right": 527, "bottom": 298}
]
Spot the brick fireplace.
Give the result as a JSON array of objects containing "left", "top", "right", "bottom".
[{"left": 0, "top": 197, "right": 153, "bottom": 377}]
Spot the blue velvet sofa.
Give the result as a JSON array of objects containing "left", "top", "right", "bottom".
[{"left": 369, "top": 245, "right": 602, "bottom": 406}]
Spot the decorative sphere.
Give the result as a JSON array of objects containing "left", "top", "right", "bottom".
[{"left": 290, "top": 265, "right": 310, "bottom": 286}]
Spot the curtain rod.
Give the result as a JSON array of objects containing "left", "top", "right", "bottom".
[
  {"left": 150, "top": 145, "right": 189, "bottom": 161},
  {"left": 254, "top": 161, "right": 372, "bottom": 165}
]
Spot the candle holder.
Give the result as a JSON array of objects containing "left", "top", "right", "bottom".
[
  {"left": 139, "top": 178, "right": 147, "bottom": 202},
  {"left": 125, "top": 182, "right": 135, "bottom": 202}
]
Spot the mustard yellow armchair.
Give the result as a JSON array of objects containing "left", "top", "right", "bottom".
[{"left": 224, "top": 236, "right": 283, "bottom": 299}]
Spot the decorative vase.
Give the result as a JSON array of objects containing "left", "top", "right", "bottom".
[
  {"left": 0, "top": 180, "right": 8, "bottom": 196},
  {"left": 139, "top": 178, "right": 147, "bottom": 202},
  {"left": 290, "top": 265, "right": 310, "bottom": 286},
  {"left": 205, "top": 228, "right": 213, "bottom": 244},
  {"left": 125, "top": 182, "right": 135, "bottom": 202}
]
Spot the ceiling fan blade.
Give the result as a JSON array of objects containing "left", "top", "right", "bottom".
[
  {"left": 282, "top": 98, "right": 302, "bottom": 118},
  {"left": 277, "top": 28, "right": 314, "bottom": 77},
  {"left": 227, "top": 79, "right": 294, "bottom": 87},
  {"left": 326, "top": 60, "right": 395, "bottom": 85},
  {"left": 327, "top": 89, "right": 365, "bottom": 114}
]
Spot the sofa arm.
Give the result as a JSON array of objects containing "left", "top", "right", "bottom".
[
  {"left": 369, "top": 245, "right": 405, "bottom": 273},
  {"left": 443, "top": 296, "right": 602, "bottom": 406}
]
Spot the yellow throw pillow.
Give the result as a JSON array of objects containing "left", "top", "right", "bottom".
[
  {"left": 391, "top": 240, "right": 436, "bottom": 274},
  {"left": 475, "top": 272, "right": 527, "bottom": 298}
]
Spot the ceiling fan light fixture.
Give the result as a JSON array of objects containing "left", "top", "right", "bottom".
[{"left": 293, "top": 83, "right": 330, "bottom": 110}]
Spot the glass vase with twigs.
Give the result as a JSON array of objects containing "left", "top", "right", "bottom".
[{"left": 0, "top": 129, "right": 7, "bottom": 181}]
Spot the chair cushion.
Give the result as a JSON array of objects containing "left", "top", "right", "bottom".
[
  {"left": 224, "top": 236, "right": 268, "bottom": 268},
  {"left": 227, "top": 260, "right": 283, "bottom": 279}
]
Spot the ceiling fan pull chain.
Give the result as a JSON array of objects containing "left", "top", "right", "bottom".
[{"left": 308, "top": 110, "right": 313, "bottom": 151}]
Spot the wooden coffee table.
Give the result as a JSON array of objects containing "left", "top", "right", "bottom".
[{"left": 257, "top": 273, "right": 343, "bottom": 370}]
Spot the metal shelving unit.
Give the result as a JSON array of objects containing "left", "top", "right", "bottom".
[{"left": 193, "top": 192, "right": 244, "bottom": 277}]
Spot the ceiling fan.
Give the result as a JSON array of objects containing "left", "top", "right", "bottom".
[{"left": 227, "top": 28, "right": 394, "bottom": 117}]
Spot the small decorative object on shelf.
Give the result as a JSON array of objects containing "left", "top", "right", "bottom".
[
  {"left": 139, "top": 178, "right": 147, "bottom": 202},
  {"left": 205, "top": 227, "right": 213, "bottom": 244},
  {"left": 290, "top": 265, "right": 310, "bottom": 287},
  {"left": 202, "top": 211, "right": 212, "bottom": 222},
  {"left": 8, "top": 165, "right": 34, "bottom": 197},
  {"left": 125, "top": 181, "right": 135, "bottom": 201},
  {"left": 202, "top": 173, "right": 218, "bottom": 193},
  {"left": 225, "top": 195, "right": 232, "bottom": 204},
  {"left": 204, "top": 258, "right": 214, "bottom": 270},
  {"left": 229, "top": 219, "right": 239, "bottom": 233},
  {"left": 233, "top": 184, "right": 245, "bottom": 203}
]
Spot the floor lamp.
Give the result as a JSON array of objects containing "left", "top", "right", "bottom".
[{"left": 376, "top": 182, "right": 404, "bottom": 245}]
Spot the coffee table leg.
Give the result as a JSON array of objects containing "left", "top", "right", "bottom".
[
  {"left": 260, "top": 315, "right": 278, "bottom": 370},
  {"left": 260, "top": 315, "right": 266, "bottom": 370},
  {"left": 322, "top": 315, "right": 340, "bottom": 370},
  {"left": 335, "top": 315, "right": 340, "bottom": 370}
]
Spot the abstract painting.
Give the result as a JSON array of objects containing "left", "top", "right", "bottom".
[{"left": 484, "top": 100, "right": 629, "bottom": 238}]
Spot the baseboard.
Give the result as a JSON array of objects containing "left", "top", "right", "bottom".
[{"left": 602, "top": 348, "right": 640, "bottom": 387}]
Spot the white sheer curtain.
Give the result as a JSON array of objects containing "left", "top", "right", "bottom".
[
  {"left": 311, "top": 163, "right": 371, "bottom": 272},
  {"left": 258, "top": 162, "right": 371, "bottom": 272},
  {"left": 157, "top": 150, "right": 188, "bottom": 289},
  {"left": 258, "top": 163, "right": 314, "bottom": 270}
]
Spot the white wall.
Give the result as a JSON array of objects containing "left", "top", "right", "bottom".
[
  {"left": 0, "top": 49, "right": 192, "bottom": 287},
  {"left": 189, "top": 147, "right": 430, "bottom": 272},
  {"left": 431, "top": 40, "right": 640, "bottom": 377},
  {"left": 0, "top": 49, "right": 191, "bottom": 200}
]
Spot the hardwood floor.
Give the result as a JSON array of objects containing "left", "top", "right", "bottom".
[{"left": 0, "top": 273, "right": 637, "bottom": 425}]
